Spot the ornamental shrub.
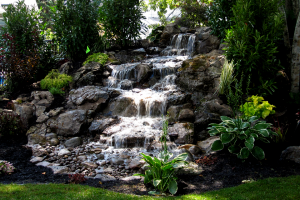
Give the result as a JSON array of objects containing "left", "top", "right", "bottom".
[
  {"left": 40, "top": 69, "right": 72, "bottom": 95},
  {"left": 240, "top": 95, "right": 276, "bottom": 119},
  {"left": 224, "top": 0, "right": 284, "bottom": 96},
  {"left": 208, "top": 0, "right": 236, "bottom": 40},
  {"left": 98, "top": 0, "right": 146, "bottom": 48},
  {"left": 0, "top": 0, "right": 46, "bottom": 91},
  {"left": 50, "top": 0, "right": 104, "bottom": 61},
  {"left": 208, "top": 116, "right": 277, "bottom": 160},
  {"left": 83, "top": 53, "right": 108, "bottom": 66},
  {"left": 0, "top": 160, "right": 15, "bottom": 175}
]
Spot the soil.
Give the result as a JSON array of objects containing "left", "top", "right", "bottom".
[{"left": 1, "top": 136, "right": 300, "bottom": 196}]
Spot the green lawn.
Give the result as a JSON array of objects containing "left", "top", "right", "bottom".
[{"left": 1, "top": 175, "right": 300, "bottom": 200}]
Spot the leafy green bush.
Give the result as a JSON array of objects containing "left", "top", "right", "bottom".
[
  {"left": 83, "top": 53, "right": 108, "bottom": 66},
  {"left": 50, "top": 0, "right": 104, "bottom": 61},
  {"left": 208, "top": 0, "right": 236, "bottom": 40},
  {"left": 240, "top": 95, "right": 276, "bottom": 119},
  {"left": 218, "top": 58, "right": 235, "bottom": 95},
  {"left": 40, "top": 69, "right": 72, "bottom": 95},
  {"left": 98, "top": 0, "right": 146, "bottom": 47},
  {"left": 179, "top": 0, "right": 208, "bottom": 27},
  {"left": 224, "top": 0, "right": 284, "bottom": 96},
  {"left": 2, "top": 0, "right": 44, "bottom": 54},
  {"left": 0, "top": 111, "right": 25, "bottom": 139},
  {"left": 208, "top": 116, "right": 277, "bottom": 160},
  {"left": 0, "top": 0, "right": 48, "bottom": 91},
  {"left": 147, "top": 25, "right": 165, "bottom": 43},
  {"left": 134, "top": 116, "right": 188, "bottom": 195}
]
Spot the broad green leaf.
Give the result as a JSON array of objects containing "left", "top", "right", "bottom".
[
  {"left": 221, "top": 132, "right": 234, "bottom": 144},
  {"left": 153, "top": 179, "right": 161, "bottom": 187},
  {"left": 162, "top": 164, "right": 173, "bottom": 171},
  {"left": 208, "top": 123, "right": 221, "bottom": 127},
  {"left": 245, "top": 136, "right": 255, "bottom": 150},
  {"left": 144, "top": 170, "right": 153, "bottom": 184},
  {"left": 251, "top": 146, "right": 265, "bottom": 160},
  {"left": 169, "top": 179, "right": 178, "bottom": 195},
  {"left": 269, "top": 130, "right": 278, "bottom": 136},
  {"left": 259, "top": 129, "right": 269, "bottom": 137},
  {"left": 211, "top": 140, "right": 224, "bottom": 151},
  {"left": 228, "top": 144, "right": 240, "bottom": 154},
  {"left": 140, "top": 153, "right": 155, "bottom": 167},
  {"left": 133, "top": 173, "right": 145, "bottom": 177},
  {"left": 208, "top": 129, "right": 220, "bottom": 136},
  {"left": 242, "top": 122, "right": 250, "bottom": 129},
  {"left": 254, "top": 123, "right": 270, "bottom": 130},
  {"left": 239, "top": 147, "right": 250, "bottom": 159},
  {"left": 258, "top": 137, "right": 270, "bottom": 143},
  {"left": 239, "top": 134, "right": 246, "bottom": 140},
  {"left": 248, "top": 116, "right": 259, "bottom": 122},
  {"left": 172, "top": 153, "right": 188, "bottom": 163},
  {"left": 172, "top": 161, "right": 188, "bottom": 168},
  {"left": 250, "top": 133, "right": 258, "bottom": 138},
  {"left": 221, "top": 116, "right": 232, "bottom": 121}
]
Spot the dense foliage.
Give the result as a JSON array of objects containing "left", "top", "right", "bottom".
[
  {"left": 240, "top": 95, "right": 276, "bottom": 119},
  {"left": 40, "top": 69, "right": 72, "bottom": 95},
  {"left": 208, "top": 0, "right": 236, "bottom": 40},
  {"left": 208, "top": 116, "right": 277, "bottom": 160},
  {"left": 83, "top": 53, "right": 108, "bottom": 66},
  {"left": 224, "top": 0, "right": 284, "bottom": 96},
  {"left": 0, "top": 0, "right": 47, "bottom": 91},
  {"left": 98, "top": 0, "right": 146, "bottom": 48},
  {"left": 179, "top": 0, "right": 208, "bottom": 27},
  {"left": 50, "top": 0, "right": 104, "bottom": 61}
]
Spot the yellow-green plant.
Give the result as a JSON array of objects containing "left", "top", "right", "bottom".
[
  {"left": 240, "top": 95, "right": 275, "bottom": 119},
  {"left": 83, "top": 52, "right": 108, "bottom": 66},
  {"left": 218, "top": 58, "right": 235, "bottom": 95},
  {"left": 40, "top": 69, "right": 72, "bottom": 95}
]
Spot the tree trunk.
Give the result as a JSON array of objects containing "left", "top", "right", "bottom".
[{"left": 291, "top": 12, "right": 300, "bottom": 93}]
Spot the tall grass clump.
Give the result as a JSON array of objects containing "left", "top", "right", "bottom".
[{"left": 218, "top": 58, "right": 235, "bottom": 95}]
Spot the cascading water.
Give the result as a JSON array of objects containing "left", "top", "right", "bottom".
[
  {"left": 86, "top": 36, "right": 195, "bottom": 165},
  {"left": 161, "top": 33, "right": 196, "bottom": 57}
]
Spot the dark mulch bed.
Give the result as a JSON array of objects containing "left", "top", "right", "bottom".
[{"left": 1, "top": 137, "right": 300, "bottom": 196}]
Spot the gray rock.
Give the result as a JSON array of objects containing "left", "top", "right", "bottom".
[
  {"left": 168, "top": 123, "right": 194, "bottom": 144},
  {"left": 36, "top": 161, "right": 51, "bottom": 167},
  {"left": 89, "top": 118, "right": 119, "bottom": 134},
  {"left": 14, "top": 104, "right": 34, "bottom": 128},
  {"left": 189, "top": 145, "right": 202, "bottom": 155},
  {"left": 176, "top": 162, "right": 203, "bottom": 175},
  {"left": 31, "top": 91, "right": 54, "bottom": 107},
  {"left": 58, "top": 148, "right": 71, "bottom": 156},
  {"left": 178, "top": 109, "right": 195, "bottom": 122},
  {"left": 77, "top": 155, "right": 87, "bottom": 162},
  {"left": 65, "top": 137, "right": 82, "bottom": 148},
  {"left": 94, "top": 174, "right": 116, "bottom": 181},
  {"left": 120, "top": 176, "right": 144, "bottom": 181},
  {"left": 35, "top": 105, "right": 46, "bottom": 117},
  {"left": 48, "top": 166, "right": 69, "bottom": 174},
  {"left": 67, "top": 86, "right": 109, "bottom": 111},
  {"left": 36, "top": 113, "right": 49, "bottom": 123},
  {"left": 197, "top": 136, "right": 220, "bottom": 154},
  {"left": 30, "top": 157, "right": 44, "bottom": 164},
  {"left": 45, "top": 133, "right": 57, "bottom": 140},
  {"left": 280, "top": 146, "right": 300, "bottom": 164},
  {"left": 55, "top": 110, "right": 87, "bottom": 136},
  {"left": 50, "top": 138, "right": 60, "bottom": 146},
  {"left": 59, "top": 61, "right": 73, "bottom": 74}
]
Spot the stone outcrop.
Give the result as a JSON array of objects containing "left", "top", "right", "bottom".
[
  {"left": 67, "top": 86, "right": 109, "bottom": 111},
  {"left": 73, "top": 62, "right": 111, "bottom": 87},
  {"left": 280, "top": 146, "right": 300, "bottom": 164}
]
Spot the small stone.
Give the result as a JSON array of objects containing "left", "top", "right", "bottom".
[
  {"left": 58, "top": 148, "right": 71, "bottom": 156},
  {"left": 30, "top": 157, "right": 44, "bottom": 164}
]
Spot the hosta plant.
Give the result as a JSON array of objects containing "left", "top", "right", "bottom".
[
  {"left": 208, "top": 116, "right": 277, "bottom": 160},
  {"left": 134, "top": 115, "right": 188, "bottom": 195},
  {"left": 0, "top": 160, "right": 15, "bottom": 175}
]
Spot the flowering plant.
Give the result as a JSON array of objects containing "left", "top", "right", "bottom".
[{"left": 0, "top": 160, "right": 15, "bottom": 175}]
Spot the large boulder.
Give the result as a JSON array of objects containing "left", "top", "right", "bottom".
[
  {"left": 176, "top": 51, "right": 224, "bottom": 95},
  {"left": 280, "top": 146, "right": 300, "bottom": 164},
  {"left": 67, "top": 86, "right": 109, "bottom": 111},
  {"left": 73, "top": 62, "right": 111, "bottom": 87},
  {"left": 26, "top": 123, "right": 47, "bottom": 145},
  {"left": 168, "top": 122, "right": 194, "bottom": 144},
  {"left": 14, "top": 103, "right": 34, "bottom": 128},
  {"left": 195, "top": 27, "right": 220, "bottom": 54},
  {"left": 105, "top": 96, "right": 137, "bottom": 117},
  {"left": 53, "top": 110, "right": 88, "bottom": 136},
  {"left": 89, "top": 117, "right": 119, "bottom": 134}
]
